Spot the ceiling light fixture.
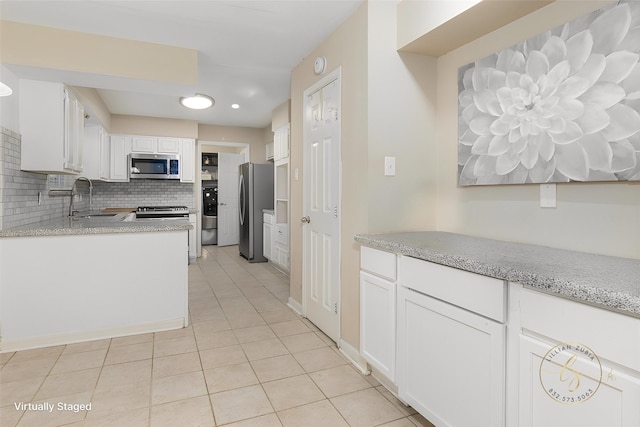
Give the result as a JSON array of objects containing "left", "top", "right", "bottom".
[
  {"left": 179, "top": 93, "right": 214, "bottom": 110},
  {"left": 231, "top": 104, "right": 240, "bottom": 109},
  {"left": 0, "top": 81, "right": 13, "bottom": 97}
]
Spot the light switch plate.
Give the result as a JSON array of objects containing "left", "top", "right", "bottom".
[
  {"left": 540, "top": 184, "right": 557, "bottom": 208},
  {"left": 384, "top": 156, "right": 396, "bottom": 176}
]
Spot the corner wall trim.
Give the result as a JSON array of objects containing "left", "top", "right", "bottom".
[
  {"left": 287, "top": 297, "right": 304, "bottom": 316},
  {"left": 338, "top": 338, "right": 370, "bottom": 375}
]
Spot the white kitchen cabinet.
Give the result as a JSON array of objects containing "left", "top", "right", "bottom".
[
  {"left": 158, "top": 137, "right": 181, "bottom": 154},
  {"left": 513, "top": 286, "right": 640, "bottom": 427},
  {"left": 108, "top": 135, "right": 130, "bottom": 182},
  {"left": 19, "top": 79, "right": 85, "bottom": 174},
  {"left": 273, "top": 124, "right": 290, "bottom": 161},
  {"left": 130, "top": 136, "right": 156, "bottom": 153},
  {"left": 272, "top": 224, "right": 289, "bottom": 272},
  {"left": 180, "top": 138, "right": 195, "bottom": 183},
  {"left": 188, "top": 213, "right": 197, "bottom": 261},
  {"left": 360, "top": 246, "right": 397, "bottom": 383},
  {"left": 263, "top": 212, "right": 274, "bottom": 260},
  {"left": 266, "top": 142, "right": 274, "bottom": 161},
  {"left": 82, "top": 124, "right": 107, "bottom": 180},
  {"left": 397, "top": 256, "right": 506, "bottom": 427},
  {"left": 131, "top": 136, "right": 181, "bottom": 154}
]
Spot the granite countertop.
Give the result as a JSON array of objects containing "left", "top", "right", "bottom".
[
  {"left": 355, "top": 231, "right": 640, "bottom": 318},
  {"left": 0, "top": 212, "right": 192, "bottom": 238}
]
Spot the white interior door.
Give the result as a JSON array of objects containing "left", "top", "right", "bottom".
[
  {"left": 303, "top": 69, "right": 341, "bottom": 343},
  {"left": 217, "top": 152, "right": 243, "bottom": 246}
]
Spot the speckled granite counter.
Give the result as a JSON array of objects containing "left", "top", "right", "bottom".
[
  {"left": 355, "top": 231, "right": 640, "bottom": 318},
  {"left": 0, "top": 213, "right": 192, "bottom": 238}
]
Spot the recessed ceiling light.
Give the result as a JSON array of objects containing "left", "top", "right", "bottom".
[
  {"left": 231, "top": 104, "right": 240, "bottom": 109},
  {"left": 0, "top": 81, "right": 13, "bottom": 97},
  {"left": 179, "top": 93, "right": 214, "bottom": 109}
]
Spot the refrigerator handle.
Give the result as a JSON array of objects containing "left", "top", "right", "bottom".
[{"left": 239, "top": 173, "right": 245, "bottom": 226}]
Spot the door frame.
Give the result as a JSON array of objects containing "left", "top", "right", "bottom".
[
  {"left": 196, "top": 141, "right": 250, "bottom": 257},
  {"left": 301, "top": 67, "right": 342, "bottom": 342}
]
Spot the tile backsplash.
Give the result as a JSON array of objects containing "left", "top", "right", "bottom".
[
  {"left": 0, "top": 126, "right": 194, "bottom": 230},
  {"left": 0, "top": 127, "right": 67, "bottom": 230},
  {"left": 91, "top": 180, "right": 194, "bottom": 210}
]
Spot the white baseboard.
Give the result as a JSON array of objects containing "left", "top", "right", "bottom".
[
  {"left": 338, "top": 338, "right": 370, "bottom": 375},
  {"left": 287, "top": 297, "right": 304, "bottom": 316},
  {"left": 0, "top": 318, "right": 185, "bottom": 353}
]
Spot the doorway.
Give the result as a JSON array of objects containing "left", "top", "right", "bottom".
[
  {"left": 302, "top": 68, "right": 342, "bottom": 343},
  {"left": 196, "top": 141, "right": 249, "bottom": 256}
]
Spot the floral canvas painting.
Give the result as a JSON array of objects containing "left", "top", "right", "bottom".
[{"left": 458, "top": 0, "right": 640, "bottom": 185}]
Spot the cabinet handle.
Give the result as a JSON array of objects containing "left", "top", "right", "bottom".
[{"left": 301, "top": 216, "right": 310, "bottom": 224}]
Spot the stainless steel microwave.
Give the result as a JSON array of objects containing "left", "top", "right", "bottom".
[{"left": 129, "top": 153, "right": 180, "bottom": 180}]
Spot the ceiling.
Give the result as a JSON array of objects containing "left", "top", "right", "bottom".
[{"left": 0, "top": 0, "right": 364, "bottom": 128}]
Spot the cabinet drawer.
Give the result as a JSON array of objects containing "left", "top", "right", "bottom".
[
  {"left": 400, "top": 256, "right": 505, "bottom": 322},
  {"left": 361, "top": 246, "right": 396, "bottom": 281},
  {"left": 263, "top": 213, "right": 275, "bottom": 224},
  {"left": 274, "top": 225, "right": 288, "bottom": 245},
  {"left": 519, "top": 287, "right": 640, "bottom": 372}
]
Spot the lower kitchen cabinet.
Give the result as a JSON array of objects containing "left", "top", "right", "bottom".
[
  {"left": 272, "top": 224, "right": 289, "bottom": 273},
  {"left": 263, "top": 212, "right": 274, "bottom": 260},
  {"left": 397, "top": 285, "right": 506, "bottom": 427},
  {"left": 514, "top": 286, "right": 640, "bottom": 427},
  {"left": 360, "top": 271, "right": 396, "bottom": 382},
  {"left": 360, "top": 246, "right": 398, "bottom": 383}
]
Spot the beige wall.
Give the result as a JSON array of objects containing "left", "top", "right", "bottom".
[
  {"left": 435, "top": 0, "right": 640, "bottom": 259},
  {"left": 271, "top": 100, "right": 291, "bottom": 131},
  {"left": 111, "top": 115, "right": 198, "bottom": 139},
  {"left": 1, "top": 21, "right": 197, "bottom": 85},
  {"left": 71, "top": 86, "right": 112, "bottom": 131},
  {"left": 290, "top": 1, "right": 438, "bottom": 348},
  {"left": 291, "top": 2, "right": 369, "bottom": 346},
  {"left": 198, "top": 124, "right": 270, "bottom": 164},
  {"left": 367, "top": 1, "right": 438, "bottom": 233}
]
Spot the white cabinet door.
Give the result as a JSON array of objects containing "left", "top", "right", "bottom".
[
  {"left": 398, "top": 285, "right": 506, "bottom": 427},
  {"left": 131, "top": 136, "right": 156, "bottom": 153},
  {"left": 274, "top": 124, "right": 290, "bottom": 160},
  {"left": 360, "top": 271, "right": 396, "bottom": 382},
  {"left": 188, "top": 213, "right": 197, "bottom": 261},
  {"left": 158, "top": 137, "right": 180, "bottom": 154},
  {"left": 519, "top": 334, "right": 640, "bottom": 427},
  {"left": 263, "top": 222, "right": 273, "bottom": 259},
  {"left": 180, "top": 138, "right": 195, "bottom": 183},
  {"left": 82, "top": 125, "right": 103, "bottom": 180},
  {"left": 19, "top": 80, "right": 84, "bottom": 174},
  {"left": 109, "top": 135, "right": 130, "bottom": 182},
  {"left": 63, "top": 89, "right": 84, "bottom": 173}
]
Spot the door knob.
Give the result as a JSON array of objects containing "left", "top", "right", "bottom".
[{"left": 301, "top": 216, "right": 311, "bottom": 224}]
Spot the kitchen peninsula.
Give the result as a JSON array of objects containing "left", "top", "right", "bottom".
[{"left": 0, "top": 214, "right": 192, "bottom": 352}]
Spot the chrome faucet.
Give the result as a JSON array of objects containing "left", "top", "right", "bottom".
[{"left": 69, "top": 177, "right": 93, "bottom": 216}]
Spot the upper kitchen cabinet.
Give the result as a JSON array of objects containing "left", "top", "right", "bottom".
[
  {"left": 19, "top": 79, "right": 85, "bottom": 174},
  {"left": 273, "top": 124, "right": 290, "bottom": 161},
  {"left": 82, "top": 124, "right": 108, "bottom": 181},
  {"left": 131, "top": 136, "right": 181, "bottom": 154},
  {"left": 397, "top": 0, "right": 552, "bottom": 56},
  {"left": 180, "top": 138, "right": 195, "bottom": 183}
]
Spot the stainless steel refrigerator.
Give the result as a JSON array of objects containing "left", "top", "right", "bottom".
[{"left": 239, "top": 162, "right": 274, "bottom": 262}]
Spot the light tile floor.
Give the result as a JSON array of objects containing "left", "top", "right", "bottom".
[{"left": 0, "top": 245, "right": 435, "bottom": 427}]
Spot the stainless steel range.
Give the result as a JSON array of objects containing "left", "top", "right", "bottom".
[{"left": 136, "top": 206, "right": 189, "bottom": 220}]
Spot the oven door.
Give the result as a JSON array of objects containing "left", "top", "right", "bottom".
[{"left": 130, "top": 154, "right": 180, "bottom": 179}]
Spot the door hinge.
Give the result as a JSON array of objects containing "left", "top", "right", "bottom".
[{"left": 334, "top": 302, "right": 338, "bottom": 314}]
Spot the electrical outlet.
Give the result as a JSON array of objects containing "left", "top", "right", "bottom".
[{"left": 540, "top": 184, "right": 557, "bottom": 208}]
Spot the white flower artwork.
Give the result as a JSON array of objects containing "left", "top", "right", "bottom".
[{"left": 458, "top": 0, "right": 640, "bottom": 185}]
